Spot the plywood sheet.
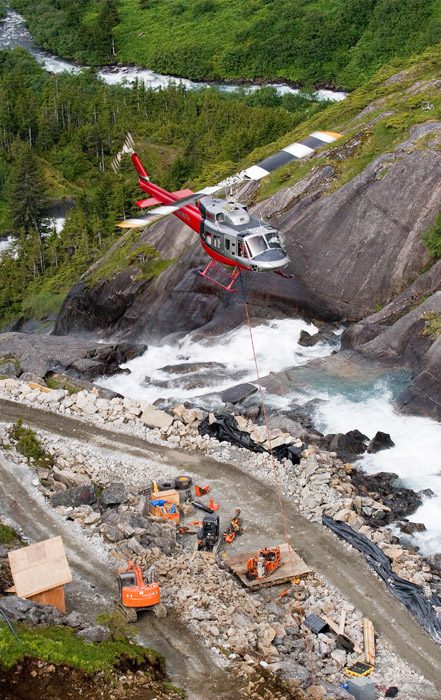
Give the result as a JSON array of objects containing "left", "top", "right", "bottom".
[
  {"left": 225, "top": 543, "right": 312, "bottom": 589},
  {"left": 8, "top": 536, "right": 72, "bottom": 598}
]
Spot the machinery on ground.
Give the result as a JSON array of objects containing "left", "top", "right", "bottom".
[
  {"left": 113, "top": 128, "right": 341, "bottom": 292},
  {"left": 246, "top": 546, "right": 282, "bottom": 581},
  {"left": 197, "top": 513, "right": 220, "bottom": 551},
  {"left": 117, "top": 560, "right": 160, "bottom": 622},
  {"left": 223, "top": 508, "right": 243, "bottom": 544}
]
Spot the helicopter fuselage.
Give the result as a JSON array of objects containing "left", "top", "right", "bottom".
[
  {"left": 133, "top": 154, "right": 289, "bottom": 273},
  {"left": 198, "top": 197, "right": 289, "bottom": 272}
]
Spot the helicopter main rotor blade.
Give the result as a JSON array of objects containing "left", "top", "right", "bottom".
[{"left": 117, "top": 130, "right": 342, "bottom": 229}]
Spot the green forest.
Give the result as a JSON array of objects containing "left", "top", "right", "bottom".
[
  {"left": 11, "top": 0, "right": 441, "bottom": 89},
  {"left": 0, "top": 48, "right": 326, "bottom": 328}
]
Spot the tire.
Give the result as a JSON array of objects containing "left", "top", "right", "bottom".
[
  {"left": 157, "top": 478, "right": 174, "bottom": 491},
  {"left": 175, "top": 475, "right": 193, "bottom": 490}
]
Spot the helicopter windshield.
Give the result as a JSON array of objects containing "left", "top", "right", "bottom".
[
  {"left": 246, "top": 235, "right": 268, "bottom": 258},
  {"left": 265, "top": 231, "right": 282, "bottom": 248}
]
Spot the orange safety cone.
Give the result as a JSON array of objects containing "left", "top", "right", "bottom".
[{"left": 209, "top": 498, "right": 219, "bottom": 511}]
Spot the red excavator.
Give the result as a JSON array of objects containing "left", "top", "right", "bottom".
[{"left": 117, "top": 560, "right": 160, "bottom": 622}]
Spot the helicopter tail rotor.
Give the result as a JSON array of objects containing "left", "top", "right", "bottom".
[{"left": 111, "top": 132, "right": 135, "bottom": 173}]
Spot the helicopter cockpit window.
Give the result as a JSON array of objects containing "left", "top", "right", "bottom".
[
  {"left": 246, "top": 235, "right": 268, "bottom": 258},
  {"left": 265, "top": 231, "right": 281, "bottom": 248}
]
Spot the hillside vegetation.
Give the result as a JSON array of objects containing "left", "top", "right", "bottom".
[
  {"left": 11, "top": 0, "right": 441, "bottom": 89},
  {"left": 0, "top": 48, "right": 324, "bottom": 327}
]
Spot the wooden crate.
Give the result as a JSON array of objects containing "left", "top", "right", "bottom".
[
  {"left": 225, "top": 543, "right": 312, "bottom": 589},
  {"left": 28, "top": 585, "right": 66, "bottom": 613},
  {"left": 150, "top": 489, "right": 180, "bottom": 507},
  {"left": 7, "top": 536, "right": 72, "bottom": 613}
]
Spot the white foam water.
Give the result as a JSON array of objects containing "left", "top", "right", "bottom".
[
  {"left": 0, "top": 236, "right": 14, "bottom": 260},
  {"left": 98, "top": 318, "right": 334, "bottom": 404},
  {"left": 315, "top": 387, "right": 441, "bottom": 554}
]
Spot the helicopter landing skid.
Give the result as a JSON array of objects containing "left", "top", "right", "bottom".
[
  {"left": 197, "top": 260, "right": 241, "bottom": 293},
  {"left": 275, "top": 270, "right": 294, "bottom": 280}
]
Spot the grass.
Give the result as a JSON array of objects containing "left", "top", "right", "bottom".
[
  {"left": 0, "top": 623, "right": 165, "bottom": 675},
  {"left": 422, "top": 212, "right": 441, "bottom": 259},
  {"left": 45, "top": 374, "right": 81, "bottom": 395},
  {"left": 0, "top": 355, "right": 20, "bottom": 371},
  {"left": 8, "top": 419, "right": 54, "bottom": 468},
  {"left": 0, "top": 523, "right": 18, "bottom": 545},
  {"left": 420, "top": 311, "right": 441, "bottom": 338}
]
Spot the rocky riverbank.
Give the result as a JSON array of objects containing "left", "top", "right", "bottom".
[{"left": 0, "top": 376, "right": 439, "bottom": 697}]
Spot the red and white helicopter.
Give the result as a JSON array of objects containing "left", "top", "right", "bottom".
[{"left": 114, "top": 128, "right": 341, "bottom": 292}]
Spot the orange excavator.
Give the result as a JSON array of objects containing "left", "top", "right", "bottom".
[
  {"left": 246, "top": 546, "right": 282, "bottom": 581},
  {"left": 117, "top": 561, "right": 160, "bottom": 622}
]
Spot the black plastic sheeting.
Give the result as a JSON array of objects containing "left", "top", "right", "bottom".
[
  {"left": 198, "top": 415, "right": 304, "bottom": 464},
  {"left": 198, "top": 415, "right": 265, "bottom": 453},
  {"left": 323, "top": 515, "right": 441, "bottom": 645}
]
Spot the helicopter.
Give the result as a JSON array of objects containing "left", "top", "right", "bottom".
[{"left": 114, "top": 128, "right": 341, "bottom": 292}]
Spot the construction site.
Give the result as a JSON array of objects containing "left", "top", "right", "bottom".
[{"left": 1, "top": 380, "right": 440, "bottom": 700}]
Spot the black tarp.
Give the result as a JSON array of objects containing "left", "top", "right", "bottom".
[
  {"left": 198, "top": 415, "right": 304, "bottom": 464},
  {"left": 323, "top": 515, "right": 441, "bottom": 645},
  {"left": 198, "top": 415, "right": 265, "bottom": 453}
]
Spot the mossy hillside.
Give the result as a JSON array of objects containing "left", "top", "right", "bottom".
[
  {"left": 84, "top": 228, "right": 173, "bottom": 286},
  {"left": 11, "top": 0, "right": 441, "bottom": 90},
  {"left": 0, "top": 623, "right": 166, "bottom": 675}
]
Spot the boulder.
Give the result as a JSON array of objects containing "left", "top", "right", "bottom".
[
  {"left": 327, "top": 430, "right": 369, "bottom": 462},
  {"left": 77, "top": 625, "right": 110, "bottom": 643},
  {"left": 350, "top": 469, "right": 422, "bottom": 523},
  {"left": 367, "top": 431, "right": 395, "bottom": 453},
  {"left": 99, "top": 482, "right": 127, "bottom": 507},
  {"left": 140, "top": 405, "right": 173, "bottom": 429},
  {"left": 51, "top": 484, "right": 97, "bottom": 508},
  {"left": 220, "top": 383, "right": 258, "bottom": 405}
]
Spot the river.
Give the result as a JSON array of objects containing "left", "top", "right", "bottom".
[{"left": 0, "top": 10, "right": 347, "bottom": 101}]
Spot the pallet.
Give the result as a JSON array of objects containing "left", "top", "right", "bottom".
[{"left": 225, "top": 543, "right": 312, "bottom": 589}]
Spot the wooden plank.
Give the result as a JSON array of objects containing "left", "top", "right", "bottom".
[
  {"left": 339, "top": 610, "right": 346, "bottom": 634},
  {"left": 322, "top": 614, "right": 363, "bottom": 655},
  {"left": 225, "top": 543, "right": 312, "bottom": 590},
  {"left": 8, "top": 536, "right": 72, "bottom": 599},
  {"left": 364, "top": 617, "right": 376, "bottom": 666}
]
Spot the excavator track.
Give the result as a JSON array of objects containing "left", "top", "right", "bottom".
[{"left": 116, "top": 602, "right": 138, "bottom": 623}]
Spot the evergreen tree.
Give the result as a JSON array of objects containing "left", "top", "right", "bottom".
[{"left": 7, "top": 140, "right": 47, "bottom": 234}]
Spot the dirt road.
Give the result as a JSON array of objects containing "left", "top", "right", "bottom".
[{"left": 1, "top": 398, "right": 441, "bottom": 692}]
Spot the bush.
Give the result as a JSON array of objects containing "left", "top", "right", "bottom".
[
  {"left": 8, "top": 419, "right": 53, "bottom": 467},
  {"left": 422, "top": 213, "right": 441, "bottom": 259}
]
